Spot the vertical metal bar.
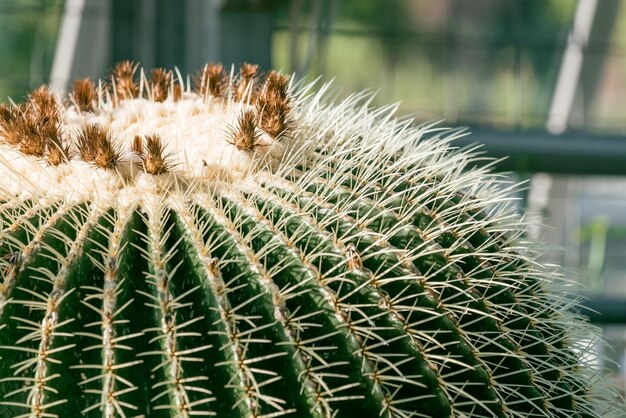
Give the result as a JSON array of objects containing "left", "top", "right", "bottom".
[
  {"left": 546, "top": 0, "right": 598, "bottom": 134},
  {"left": 50, "top": 0, "right": 86, "bottom": 91},
  {"left": 50, "top": 0, "right": 111, "bottom": 93}
]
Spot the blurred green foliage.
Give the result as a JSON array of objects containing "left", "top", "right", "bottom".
[
  {"left": 272, "top": 0, "right": 626, "bottom": 132},
  {"left": 0, "top": 0, "right": 63, "bottom": 102}
]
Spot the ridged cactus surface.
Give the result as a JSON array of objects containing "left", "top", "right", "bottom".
[{"left": 0, "top": 63, "right": 618, "bottom": 417}]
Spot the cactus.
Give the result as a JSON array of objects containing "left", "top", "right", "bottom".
[{"left": 0, "top": 62, "right": 618, "bottom": 418}]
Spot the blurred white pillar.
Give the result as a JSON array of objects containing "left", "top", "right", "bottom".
[
  {"left": 50, "top": 0, "right": 111, "bottom": 93},
  {"left": 546, "top": 0, "right": 597, "bottom": 135}
]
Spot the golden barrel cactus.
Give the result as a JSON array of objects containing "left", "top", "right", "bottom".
[{"left": 0, "top": 62, "right": 619, "bottom": 417}]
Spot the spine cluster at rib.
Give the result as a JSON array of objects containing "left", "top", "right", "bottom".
[{"left": 0, "top": 62, "right": 618, "bottom": 418}]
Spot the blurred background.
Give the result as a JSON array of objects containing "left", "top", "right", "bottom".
[{"left": 1, "top": 0, "right": 625, "bottom": 405}]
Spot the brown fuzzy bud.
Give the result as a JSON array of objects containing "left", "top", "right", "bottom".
[
  {"left": 257, "top": 99, "right": 291, "bottom": 139},
  {"left": 16, "top": 113, "right": 46, "bottom": 156},
  {"left": 111, "top": 60, "right": 139, "bottom": 102},
  {"left": 256, "top": 72, "right": 292, "bottom": 139},
  {"left": 28, "top": 86, "right": 58, "bottom": 119},
  {"left": 131, "top": 135, "right": 144, "bottom": 156},
  {"left": 71, "top": 78, "right": 96, "bottom": 112},
  {"left": 3, "top": 88, "right": 68, "bottom": 162},
  {"left": 142, "top": 134, "right": 170, "bottom": 175},
  {"left": 172, "top": 84, "right": 182, "bottom": 102},
  {"left": 235, "top": 63, "right": 259, "bottom": 101},
  {"left": 45, "top": 132, "right": 71, "bottom": 166},
  {"left": 262, "top": 71, "right": 289, "bottom": 104},
  {"left": 0, "top": 102, "right": 56, "bottom": 156},
  {"left": 241, "top": 63, "right": 258, "bottom": 79},
  {"left": 77, "top": 124, "right": 120, "bottom": 169},
  {"left": 0, "top": 103, "right": 23, "bottom": 145},
  {"left": 229, "top": 110, "right": 261, "bottom": 151},
  {"left": 149, "top": 68, "right": 171, "bottom": 102},
  {"left": 195, "top": 63, "right": 227, "bottom": 98}
]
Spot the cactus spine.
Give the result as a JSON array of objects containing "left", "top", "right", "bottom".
[{"left": 0, "top": 62, "right": 618, "bottom": 417}]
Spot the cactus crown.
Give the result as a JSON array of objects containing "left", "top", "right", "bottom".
[{"left": 0, "top": 62, "right": 619, "bottom": 417}]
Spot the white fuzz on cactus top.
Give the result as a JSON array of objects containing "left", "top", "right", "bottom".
[
  {"left": 0, "top": 62, "right": 294, "bottom": 208},
  {"left": 64, "top": 95, "right": 289, "bottom": 178}
]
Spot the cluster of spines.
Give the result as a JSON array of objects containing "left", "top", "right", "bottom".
[
  {"left": 0, "top": 61, "right": 293, "bottom": 175},
  {"left": 148, "top": 68, "right": 181, "bottom": 103}
]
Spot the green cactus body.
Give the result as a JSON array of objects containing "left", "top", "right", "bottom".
[{"left": 0, "top": 63, "right": 618, "bottom": 417}]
